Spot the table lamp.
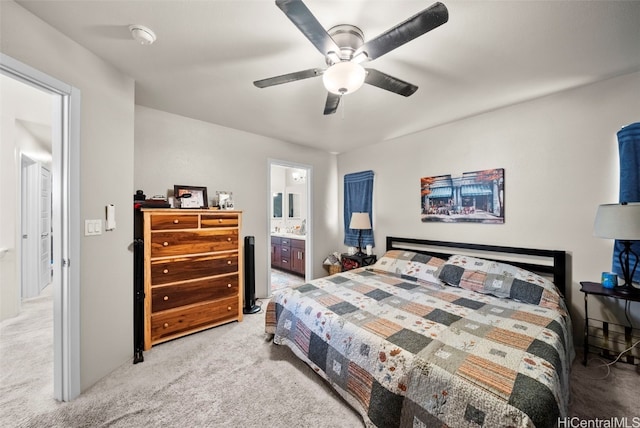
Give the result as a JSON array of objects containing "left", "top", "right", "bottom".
[
  {"left": 594, "top": 202, "right": 640, "bottom": 294},
  {"left": 349, "top": 212, "right": 371, "bottom": 256}
]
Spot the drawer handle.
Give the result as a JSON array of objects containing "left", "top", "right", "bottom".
[
  {"left": 173, "top": 219, "right": 179, "bottom": 224},
  {"left": 227, "top": 237, "right": 232, "bottom": 242},
  {"left": 163, "top": 295, "right": 169, "bottom": 301},
  {"left": 163, "top": 323, "right": 169, "bottom": 328},
  {"left": 163, "top": 241, "right": 169, "bottom": 247},
  {"left": 227, "top": 283, "right": 232, "bottom": 288},
  {"left": 163, "top": 269, "right": 169, "bottom": 274},
  {"left": 218, "top": 219, "right": 223, "bottom": 223},
  {"left": 227, "top": 260, "right": 232, "bottom": 265},
  {"left": 227, "top": 306, "right": 232, "bottom": 311}
]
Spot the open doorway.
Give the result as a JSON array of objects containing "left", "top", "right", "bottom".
[
  {"left": 0, "top": 54, "right": 81, "bottom": 401},
  {"left": 268, "top": 160, "right": 312, "bottom": 295},
  {"left": 21, "top": 153, "right": 52, "bottom": 300}
]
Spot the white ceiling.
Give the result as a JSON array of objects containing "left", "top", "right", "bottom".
[{"left": 16, "top": 0, "right": 640, "bottom": 154}]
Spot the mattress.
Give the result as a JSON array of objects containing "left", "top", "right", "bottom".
[{"left": 265, "top": 250, "right": 573, "bottom": 428}]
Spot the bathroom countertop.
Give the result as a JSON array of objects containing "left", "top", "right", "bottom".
[{"left": 270, "top": 232, "right": 306, "bottom": 240}]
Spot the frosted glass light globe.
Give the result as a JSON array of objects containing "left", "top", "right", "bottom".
[{"left": 322, "top": 62, "right": 366, "bottom": 95}]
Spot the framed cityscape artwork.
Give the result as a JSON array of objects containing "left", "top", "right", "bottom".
[{"left": 420, "top": 168, "right": 504, "bottom": 224}]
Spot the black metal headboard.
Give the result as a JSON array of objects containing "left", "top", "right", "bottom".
[{"left": 386, "top": 237, "right": 567, "bottom": 296}]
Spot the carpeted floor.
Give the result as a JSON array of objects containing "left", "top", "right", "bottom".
[
  {"left": 271, "top": 268, "right": 304, "bottom": 292},
  {"left": 1, "top": 287, "right": 638, "bottom": 427}
]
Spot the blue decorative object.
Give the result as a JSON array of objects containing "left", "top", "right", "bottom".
[
  {"left": 614, "top": 123, "right": 640, "bottom": 284},
  {"left": 601, "top": 272, "right": 618, "bottom": 289}
]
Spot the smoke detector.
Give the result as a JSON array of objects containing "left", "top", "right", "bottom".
[{"left": 129, "top": 25, "right": 156, "bottom": 45}]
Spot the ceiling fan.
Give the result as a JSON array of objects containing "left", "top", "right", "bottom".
[{"left": 253, "top": 0, "right": 449, "bottom": 115}]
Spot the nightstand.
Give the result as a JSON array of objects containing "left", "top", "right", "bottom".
[
  {"left": 341, "top": 253, "right": 377, "bottom": 271},
  {"left": 579, "top": 281, "right": 640, "bottom": 365}
]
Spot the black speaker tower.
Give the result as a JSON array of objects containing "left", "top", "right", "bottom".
[{"left": 243, "top": 236, "right": 260, "bottom": 314}]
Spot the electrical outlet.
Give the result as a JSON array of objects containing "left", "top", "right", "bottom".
[{"left": 84, "top": 219, "right": 102, "bottom": 236}]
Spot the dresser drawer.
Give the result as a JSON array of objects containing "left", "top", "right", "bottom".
[
  {"left": 150, "top": 297, "right": 239, "bottom": 343},
  {"left": 201, "top": 213, "right": 239, "bottom": 228},
  {"left": 151, "top": 229, "right": 238, "bottom": 257},
  {"left": 151, "top": 253, "right": 238, "bottom": 285},
  {"left": 150, "top": 214, "right": 199, "bottom": 230},
  {"left": 152, "top": 274, "right": 239, "bottom": 312}
]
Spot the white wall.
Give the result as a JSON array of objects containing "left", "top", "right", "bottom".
[
  {"left": 1, "top": 1, "right": 135, "bottom": 391},
  {"left": 134, "top": 105, "right": 340, "bottom": 297},
  {"left": 337, "top": 71, "right": 640, "bottom": 341}
]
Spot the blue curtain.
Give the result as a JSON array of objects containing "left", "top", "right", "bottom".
[
  {"left": 613, "top": 122, "right": 640, "bottom": 283},
  {"left": 344, "top": 170, "right": 375, "bottom": 248}
]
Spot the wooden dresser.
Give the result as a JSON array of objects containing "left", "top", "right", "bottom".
[{"left": 142, "top": 209, "right": 243, "bottom": 350}]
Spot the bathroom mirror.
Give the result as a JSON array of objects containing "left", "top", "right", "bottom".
[
  {"left": 273, "top": 192, "right": 283, "bottom": 218},
  {"left": 288, "top": 193, "right": 301, "bottom": 218}
]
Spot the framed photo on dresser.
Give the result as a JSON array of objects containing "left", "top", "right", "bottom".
[{"left": 174, "top": 185, "right": 208, "bottom": 208}]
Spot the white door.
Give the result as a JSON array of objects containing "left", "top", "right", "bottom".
[
  {"left": 39, "top": 166, "right": 51, "bottom": 291},
  {"left": 21, "top": 157, "right": 39, "bottom": 299}
]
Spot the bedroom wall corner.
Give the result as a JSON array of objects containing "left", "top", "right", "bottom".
[
  {"left": 134, "top": 105, "right": 340, "bottom": 298},
  {"left": 336, "top": 70, "right": 640, "bottom": 344}
]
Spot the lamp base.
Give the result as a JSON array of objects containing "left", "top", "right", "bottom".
[
  {"left": 618, "top": 241, "right": 638, "bottom": 294},
  {"left": 616, "top": 283, "right": 640, "bottom": 295}
]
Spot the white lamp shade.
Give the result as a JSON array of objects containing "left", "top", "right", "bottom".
[
  {"left": 349, "top": 212, "right": 371, "bottom": 230},
  {"left": 594, "top": 203, "right": 640, "bottom": 240},
  {"left": 323, "top": 62, "right": 366, "bottom": 95}
]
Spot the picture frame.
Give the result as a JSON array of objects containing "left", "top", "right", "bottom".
[
  {"left": 420, "top": 168, "right": 504, "bottom": 224},
  {"left": 174, "top": 185, "right": 208, "bottom": 209},
  {"left": 216, "top": 191, "right": 233, "bottom": 209}
]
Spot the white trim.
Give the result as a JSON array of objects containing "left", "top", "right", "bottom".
[
  {"left": 0, "top": 53, "right": 81, "bottom": 401},
  {"left": 267, "top": 159, "right": 313, "bottom": 296}
]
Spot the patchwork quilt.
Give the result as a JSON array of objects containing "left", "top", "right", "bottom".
[{"left": 265, "top": 253, "right": 573, "bottom": 428}]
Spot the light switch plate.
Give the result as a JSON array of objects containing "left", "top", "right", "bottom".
[{"left": 85, "top": 219, "right": 102, "bottom": 236}]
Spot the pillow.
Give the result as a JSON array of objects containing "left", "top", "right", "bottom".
[
  {"left": 369, "top": 250, "right": 446, "bottom": 286},
  {"left": 438, "top": 254, "right": 561, "bottom": 308}
]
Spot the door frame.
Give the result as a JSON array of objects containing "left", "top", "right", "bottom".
[
  {"left": 267, "top": 159, "right": 313, "bottom": 295},
  {"left": 1, "top": 53, "right": 81, "bottom": 401}
]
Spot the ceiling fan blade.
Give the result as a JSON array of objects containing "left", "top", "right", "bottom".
[
  {"left": 358, "top": 2, "right": 448, "bottom": 61},
  {"left": 276, "top": 0, "right": 341, "bottom": 57},
  {"left": 323, "top": 92, "right": 341, "bottom": 115},
  {"left": 364, "top": 68, "right": 418, "bottom": 97},
  {"left": 253, "top": 68, "right": 323, "bottom": 88}
]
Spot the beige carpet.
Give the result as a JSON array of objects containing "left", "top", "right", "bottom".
[
  {"left": 271, "top": 268, "right": 305, "bottom": 293},
  {"left": 1, "top": 288, "right": 638, "bottom": 427}
]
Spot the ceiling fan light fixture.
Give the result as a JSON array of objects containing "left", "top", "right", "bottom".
[
  {"left": 129, "top": 24, "right": 156, "bottom": 45},
  {"left": 322, "top": 62, "right": 366, "bottom": 95}
]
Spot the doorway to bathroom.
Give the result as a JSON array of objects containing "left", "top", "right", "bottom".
[{"left": 268, "top": 160, "right": 312, "bottom": 294}]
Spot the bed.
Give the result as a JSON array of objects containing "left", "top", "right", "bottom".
[{"left": 265, "top": 237, "right": 574, "bottom": 428}]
